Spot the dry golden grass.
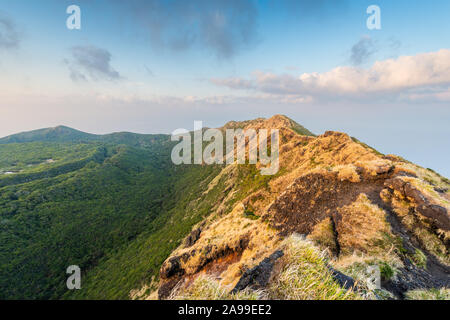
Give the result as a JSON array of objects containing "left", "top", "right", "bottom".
[
  {"left": 334, "top": 250, "right": 402, "bottom": 270},
  {"left": 307, "top": 217, "right": 337, "bottom": 254},
  {"left": 170, "top": 275, "right": 264, "bottom": 300},
  {"left": 336, "top": 194, "right": 391, "bottom": 255},
  {"left": 411, "top": 226, "right": 449, "bottom": 265},
  {"left": 395, "top": 162, "right": 450, "bottom": 190},
  {"left": 334, "top": 165, "right": 361, "bottom": 183},
  {"left": 202, "top": 164, "right": 236, "bottom": 195},
  {"left": 268, "top": 235, "right": 360, "bottom": 300},
  {"left": 332, "top": 250, "right": 402, "bottom": 298}
]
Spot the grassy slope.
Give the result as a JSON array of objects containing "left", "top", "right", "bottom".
[{"left": 65, "top": 164, "right": 224, "bottom": 299}]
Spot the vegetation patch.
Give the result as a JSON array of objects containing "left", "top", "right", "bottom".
[
  {"left": 351, "top": 137, "right": 384, "bottom": 156},
  {"left": 307, "top": 218, "right": 338, "bottom": 254},
  {"left": 335, "top": 194, "right": 391, "bottom": 255},
  {"left": 379, "top": 262, "right": 395, "bottom": 280},
  {"left": 243, "top": 210, "right": 260, "bottom": 220},
  {"left": 170, "top": 276, "right": 263, "bottom": 300},
  {"left": 268, "top": 235, "right": 360, "bottom": 300},
  {"left": 409, "top": 249, "right": 427, "bottom": 269}
]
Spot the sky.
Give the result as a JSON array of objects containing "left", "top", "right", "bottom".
[{"left": 0, "top": 0, "right": 449, "bottom": 176}]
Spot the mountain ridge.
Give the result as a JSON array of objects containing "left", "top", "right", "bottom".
[
  {"left": 142, "top": 116, "right": 449, "bottom": 300},
  {"left": 0, "top": 115, "right": 314, "bottom": 144},
  {"left": 0, "top": 115, "right": 448, "bottom": 300}
]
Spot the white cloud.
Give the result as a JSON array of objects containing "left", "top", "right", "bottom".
[{"left": 212, "top": 49, "right": 450, "bottom": 101}]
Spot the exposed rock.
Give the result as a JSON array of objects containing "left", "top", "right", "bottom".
[
  {"left": 416, "top": 204, "right": 449, "bottom": 230},
  {"left": 383, "top": 259, "right": 450, "bottom": 298},
  {"left": 384, "top": 177, "right": 450, "bottom": 230},
  {"left": 327, "top": 266, "right": 357, "bottom": 291},
  {"left": 184, "top": 227, "right": 202, "bottom": 247},
  {"left": 160, "top": 253, "right": 190, "bottom": 279},
  {"left": 434, "top": 187, "right": 448, "bottom": 194},
  {"left": 231, "top": 250, "right": 284, "bottom": 293},
  {"left": 404, "top": 183, "right": 428, "bottom": 205},
  {"left": 158, "top": 278, "right": 181, "bottom": 300},
  {"left": 158, "top": 234, "right": 251, "bottom": 299}
]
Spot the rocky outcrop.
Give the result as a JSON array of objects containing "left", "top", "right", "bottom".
[
  {"left": 327, "top": 266, "right": 357, "bottom": 291},
  {"left": 184, "top": 227, "right": 202, "bottom": 247},
  {"left": 231, "top": 250, "right": 284, "bottom": 293},
  {"left": 384, "top": 177, "right": 450, "bottom": 230},
  {"left": 158, "top": 234, "right": 250, "bottom": 299},
  {"left": 383, "top": 259, "right": 450, "bottom": 298}
]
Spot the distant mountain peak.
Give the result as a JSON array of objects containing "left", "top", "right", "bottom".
[
  {"left": 222, "top": 114, "right": 315, "bottom": 137},
  {"left": 0, "top": 125, "right": 96, "bottom": 144}
]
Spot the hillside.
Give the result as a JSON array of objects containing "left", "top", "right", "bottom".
[
  {"left": 0, "top": 115, "right": 448, "bottom": 300},
  {"left": 0, "top": 128, "right": 223, "bottom": 299},
  {"left": 147, "top": 115, "right": 449, "bottom": 300}
]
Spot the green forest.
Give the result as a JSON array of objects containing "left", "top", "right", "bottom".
[{"left": 0, "top": 127, "right": 224, "bottom": 299}]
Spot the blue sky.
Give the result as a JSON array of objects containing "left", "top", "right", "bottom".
[{"left": 0, "top": 0, "right": 449, "bottom": 176}]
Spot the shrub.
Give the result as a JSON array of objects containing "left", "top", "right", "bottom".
[{"left": 379, "top": 262, "right": 395, "bottom": 280}]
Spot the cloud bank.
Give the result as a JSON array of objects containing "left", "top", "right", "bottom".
[{"left": 212, "top": 49, "right": 450, "bottom": 102}]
